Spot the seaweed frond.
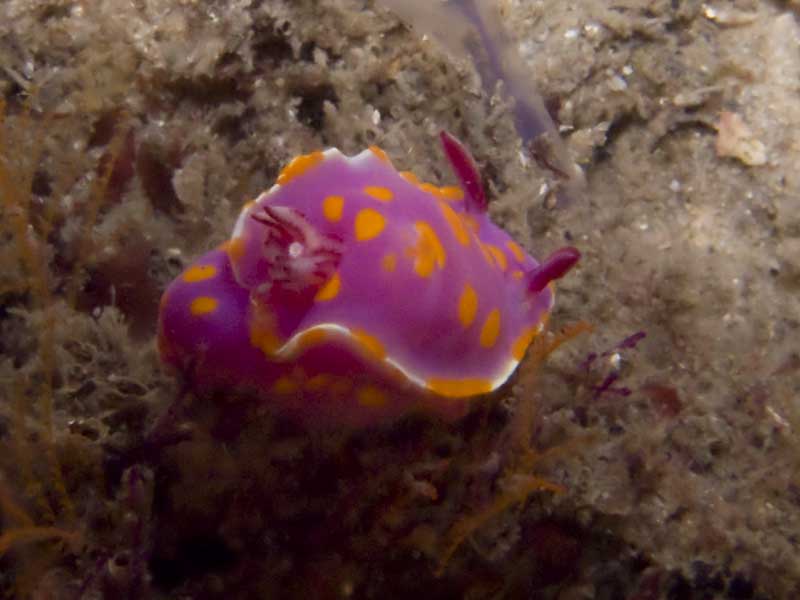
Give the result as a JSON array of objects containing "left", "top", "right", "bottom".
[
  {"left": 65, "top": 112, "right": 132, "bottom": 309},
  {"left": 436, "top": 321, "right": 592, "bottom": 576},
  {"left": 0, "top": 95, "right": 75, "bottom": 525}
]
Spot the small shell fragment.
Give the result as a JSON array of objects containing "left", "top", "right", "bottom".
[
  {"left": 703, "top": 4, "right": 759, "bottom": 27},
  {"left": 715, "top": 111, "right": 767, "bottom": 167}
]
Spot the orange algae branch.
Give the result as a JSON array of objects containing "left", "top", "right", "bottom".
[
  {"left": 436, "top": 475, "right": 566, "bottom": 577},
  {"left": 0, "top": 97, "right": 76, "bottom": 525},
  {"left": 510, "top": 321, "right": 593, "bottom": 457},
  {"left": 531, "top": 321, "right": 594, "bottom": 364},
  {"left": 0, "top": 482, "right": 35, "bottom": 529},
  {"left": 65, "top": 112, "right": 132, "bottom": 309},
  {"left": 0, "top": 474, "right": 81, "bottom": 571},
  {"left": 0, "top": 526, "right": 82, "bottom": 558},
  {"left": 435, "top": 321, "right": 593, "bottom": 576},
  {"left": 0, "top": 89, "right": 137, "bottom": 595}
]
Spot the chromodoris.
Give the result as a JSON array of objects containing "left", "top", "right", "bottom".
[{"left": 158, "top": 132, "right": 579, "bottom": 428}]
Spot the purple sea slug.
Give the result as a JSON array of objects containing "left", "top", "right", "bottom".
[{"left": 158, "top": 132, "right": 579, "bottom": 428}]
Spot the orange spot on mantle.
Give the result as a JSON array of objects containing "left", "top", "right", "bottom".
[
  {"left": 426, "top": 377, "right": 492, "bottom": 398},
  {"left": 190, "top": 296, "right": 218, "bottom": 316},
  {"left": 354, "top": 208, "right": 386, "bottom": 241},
  {"left": 458, "top": 283, "right": 478, "bottom": 328},
  {"left": 323, "top": 194, "right": 345, "bottom": 222},
  {"left": 479, "top": 308, "right": 501, "bottom": 348},
  {"left": 369, "top": 146, "right": 391, "bottom": 164},
  {"left": 315, "top": 272, "right": 341, "bottom": 302},
  {"left": 364, "top": 185, "right": 394, "bottom": 202},
  {"left": 182, "top": 264, "right": 217, "bottom": 283},
  {"left": 277, "top": 151, "right": 324, "bottom": 186},
  {"left": 409, "top": 221, "right": 446, "bottom": 277}
]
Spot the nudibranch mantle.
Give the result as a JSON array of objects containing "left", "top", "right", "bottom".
[{"left": 158, "top": 132, "right": 579, "bottom": 428}]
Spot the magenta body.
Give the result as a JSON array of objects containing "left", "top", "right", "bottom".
[{"left": 158, "top": 135, "right": 576, "bottom": 428}]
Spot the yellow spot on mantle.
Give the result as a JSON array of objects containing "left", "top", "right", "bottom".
[
  {"left": 418, "top": 182, "right": 442, "bottom": 197},
  {"left": 249, "top": 307, "right": 283, "bottom": 356},
  {"left": 400, "top": 171, "right": 420, "bottom": 185},
  {"left": 478, "top": 241, "right": 496, "bottom": 268},
  {"left": 182, "top": 264, "right": 217, "bottom": 283},
  {"left": 297, "top": 328, "right": 329, "bottom": 350},
  {"left": 409, "top": 221, "right": 446, "bottom": 277},
  {"left": 357, "top": 385, "right": 387, "bottom": 407},
  {"left": 222, "top": 237, "right": 246, "bottom": 262},
  {"left": 458, "top": 283, "right": 478, "bottom": 328},
  {"left": 426, "top": 377, "right": 492, "bottom": 398},
  {"left": 440, "top": 186, "right": 464, "bottom": 201},
  {"left": 460, "top": 214, "right": 479, "bottom": 235},
  {"left": 381, "top": 252, "right": 397, "bottom": 272},
  {"left": 315, "top": 272, "right": 341, "bottom": 302},
  {"left": 355, "top": 208, "right": 386, "bottom": 241},
  {"left": 512, "top": 325, "right": 539, "bottom": 361},
  {"left": 369, "top": 146, "right": 391, "bottom": 164},
  {"left": 352, "top": 328, "right": 386, "bottom": 360},
  {"left": 506, "top": 240, "right": 526, "bottom": 262},
  {"left": 323, "top": 194, "right": 345, "bottom": 222},
  {"left": 480, "top": 308, "right": 501, "bottom": 348},
  {"left": 486, "top": 244, "right": 508, "bottom": 271},
  {"left": 364, "top": 185, "right": 393, "bottom": 202},
  {"left": 305, "top": 373, "right": 331, "bottom": 392},
  {"left": 438, "top": 201, "right": 470, "bottom": 246},
  {"left": 190, "top": 296, "right": 218, "bottom": 316},
  {"left": 277, "top": 151, "right": 324, "bottom": 186},
  {"left": 272, "top": 376, "right": 298, "bottom": 394}
]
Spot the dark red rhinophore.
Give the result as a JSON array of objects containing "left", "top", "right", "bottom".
[{"left": 527, "top": 246, "right": 581, "bottom": 293}]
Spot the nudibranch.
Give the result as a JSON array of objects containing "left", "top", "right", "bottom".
[{"left": 158, "top": 132, "right": 579, "bottom": 428}]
